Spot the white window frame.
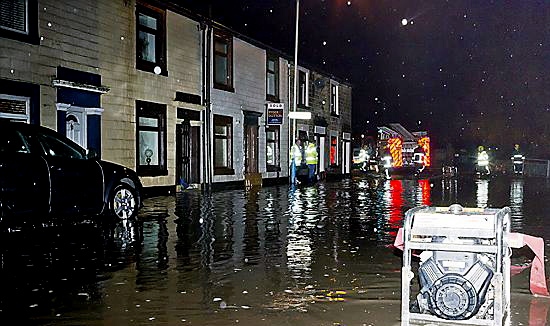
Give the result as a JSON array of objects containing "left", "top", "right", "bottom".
[
  {"left": 0, "top": 94, "right": 30, "bottom": 123},
  {"left": 297, "top": 67, "right": 309, "bottom": 107},
  {"left": 330, "top": 81, "right": 339, "bottom": 116},
  {"left": 0, "top": 0, "right": 29, "bottom": 35}
]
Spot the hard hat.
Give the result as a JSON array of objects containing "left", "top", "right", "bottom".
[{"left": 478, "top": 145, "right": 484, "bottom": 151}]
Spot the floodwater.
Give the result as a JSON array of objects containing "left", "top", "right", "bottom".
[{"left": 1, "top": 175, "right": 550, "bottom": 325}]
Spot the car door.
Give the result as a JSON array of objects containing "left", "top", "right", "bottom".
[
  {"left": 0, "top": 126, "right": 50, "bottom": 216},
  {"left": 33, "top": 129, "right": 104, "bottom": 215}
]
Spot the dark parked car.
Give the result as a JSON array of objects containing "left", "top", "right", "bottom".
[{"left": 0, "top": 121, "right": 142, "bottom": 220}]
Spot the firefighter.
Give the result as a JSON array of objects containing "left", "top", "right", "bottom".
[
  {"left": 381, "top": 145, "right": 392, "bottom": 179},
  {"left": 413, "top": 145, "right": 426, "bottom": 175},
  {"left": 305, "top": 140, "right": 319, "bottom": 183},
  {"left": 289, "top": 138, "right": 302, "bottom": 184},
  {"left": 476, "top": 145, "right": 490, "bottom": 175},
  {"left": 368, "top": 144, "right": 379, "bottom": 173},
  {"left": 359, "top": 145, "right": 369, "bottom": 171},
  {"left": 511, "top": 144, "right": 525, "bottom": 175}
]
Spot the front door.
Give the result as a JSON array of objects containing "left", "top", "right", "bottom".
[
  {"left": 66, "top": 108, "right": 86, "bottom": 149},
  {"left": 244, "top": 124, "right": 259, "bottom": 173},
  {"left": 176, "top": 123, "right": 200, "bottom": 185}
]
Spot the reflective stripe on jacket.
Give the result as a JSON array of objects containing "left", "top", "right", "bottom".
[
  {"left": 477, "top": 151, "right": 489, "bottom": 166},
  {"left": 305, "top": 144, "right": 318, "bottom": 164},
  {"left": 290, "top": 144, "right": 302, "bottom": 165}
]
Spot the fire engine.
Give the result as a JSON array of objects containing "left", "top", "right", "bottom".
[{"left": 377, "top": 123, "right": 430, "bottom": 177}]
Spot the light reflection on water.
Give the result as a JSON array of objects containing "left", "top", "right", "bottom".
[{"left": 1, "top": 176, "right": 549, "bottom": 325}]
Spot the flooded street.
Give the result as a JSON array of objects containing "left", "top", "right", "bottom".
[{"left": 2, "top": 175, "right": 550, "bottom": 325}]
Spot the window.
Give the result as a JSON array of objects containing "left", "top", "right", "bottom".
[
  {"left": 0, "top": 94, "right": 30, "bottom": 122},
  {"left": 136, "top": 4, "right": 166, "bottom": 75},
  {"left": 214, "top": 114, "right": 234, "bottom": 175},
  {"left": 330, "top": 136, "right": 338, "bottom": 165},
  {"left": 136, "top": 100, "right": 167, "bottom": 176},
  {"left": 266, "top": 126, "right": 280, "bottom": 172},
  {"left": 330, "top": 82, "right": 339, "bottom": 116},
  {"left": 0, "top": 0, "right": 38, "bottom": 43},
  {"left": 266, "top": 54, "right": 279, "bottom": 101},
  {"left": 213, "top": 31, "right": 233, "bottom": 91},
  {"left": 298, "top": 69, "right": 308, "bottom": 107}
]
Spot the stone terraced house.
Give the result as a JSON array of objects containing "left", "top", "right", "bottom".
[{"left": 0, "top": 0, "right": 352, "bottom": 193}]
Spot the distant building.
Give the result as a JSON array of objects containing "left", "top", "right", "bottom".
[{"left": 0, "top": 0, "right": 352, "bottom": 192}]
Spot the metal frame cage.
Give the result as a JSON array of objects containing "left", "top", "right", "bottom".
[{"left": 401, "top": 204, "right": 511, "bottom": 326}]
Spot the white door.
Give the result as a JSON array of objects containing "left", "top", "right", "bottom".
[
  {"left": 66, "top": 108, "right": 87, "bottom": 148},
  {"left": 318, "top": 136, "right": 325, "bottom": 172},
  {"left": 343, "top": 141, "right": 351, "bottom": 174}
]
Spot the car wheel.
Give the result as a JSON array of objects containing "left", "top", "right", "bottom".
[{"left": 110, "top": 183, "right": 138, "bottom": 220}]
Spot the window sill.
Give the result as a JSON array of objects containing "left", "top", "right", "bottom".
[
  {"left": 214, "top": 167, "right": 235, "bottom": 175},
  {"left": 214, "top": 84, "right": 235, "bottom": 93},
  {"left": 138, "top": 168, "right": 169, "bottom": 177},
  {"left": 267, "top": 166, "right": 281, "bottom": 172},
  {"left": 266, "top": 95, "right": 280, "bottom": 103},
  {"left": 136, "top": 62, "right": 168, "bottom": 76},
  {"left": 0, "top": 30, "right": 39, "bottom": 45}
]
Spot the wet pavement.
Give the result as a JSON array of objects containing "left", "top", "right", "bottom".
[{"left": 1, "top": 175, "right": 550, "bottom": 325}]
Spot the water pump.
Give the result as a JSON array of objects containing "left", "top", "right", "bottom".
[{"left": 400, "top": 204, "right": 511, "bottom": 325}]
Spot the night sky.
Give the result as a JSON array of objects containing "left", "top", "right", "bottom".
[{"left": 178, "top": 0, "right": 549, "bottom": 156}]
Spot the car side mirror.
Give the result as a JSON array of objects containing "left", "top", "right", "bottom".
[{"left": 86, "top": 148, "right": 99, "bottom": 160}]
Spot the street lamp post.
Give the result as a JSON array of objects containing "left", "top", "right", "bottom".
[{"left": 292, "top": 0, "right": 300, "bottom": 144}]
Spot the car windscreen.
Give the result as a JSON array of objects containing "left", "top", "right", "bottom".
[{"left": 35, "top": 131, "right": 87, "bottom": 160}]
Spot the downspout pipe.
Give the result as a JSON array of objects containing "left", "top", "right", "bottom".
[
  {"left": 205, "top": 24, "right": 212, "bottom": 192},
  {"left": 201, "top": 20, "right": 212, "bottom": 193}
]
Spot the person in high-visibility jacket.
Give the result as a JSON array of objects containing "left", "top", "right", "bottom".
[
  {"left": 359, "top": 146, "right": 369, "bottom": 171},
  {"left": 477, "top": 145, "right": 490, "bottom": 175},
  {"left": 305, "top": 140, "right": 319, "bottom": 183},
  {"left": 289, "top": 139, "right": 302, "bottom": 184},
  {"left": 381, "top": 146, "right": 392, "bottom": 179},
  {"left": 511, "top": 143, "right": 525, "bottom": 175}
]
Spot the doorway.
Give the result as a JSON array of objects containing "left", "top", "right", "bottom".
[
  {"left": 244, "top": 124, "right": 259, "bottom": 173},
  {"left": 176, "top": 122, "right": 200, "bottom": 186},
  {"left": 243, "top": 112, "right": 261, "bottom": 187},
  {"left": 66, "top": 109, "right": 86, "bottom": 149}
]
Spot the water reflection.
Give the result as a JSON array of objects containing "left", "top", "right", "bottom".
[
  {"left": 417, "top": 179, "right": 432, "bottom": 206},
  {"left": 387, "top": 180, "right": 404, "bottom": 239},
  {"left": 510, "top": 178, "right": 524, "bottom": 229},
  {"left": 476, "top": 178, "right": 489, "bottom": 208},
  {"left": 1, "top": 176, "right": 549, "bottom": 325},
  {"left": 441, "top": 178, "right": 458, "bottom": 203}
]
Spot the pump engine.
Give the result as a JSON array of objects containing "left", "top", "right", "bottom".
[
  {"left": 416, "top": 243, "right": 494, "bottom": 320},
  {"left": 400, "top": 204, "right": 511, "bottom": 325}
]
